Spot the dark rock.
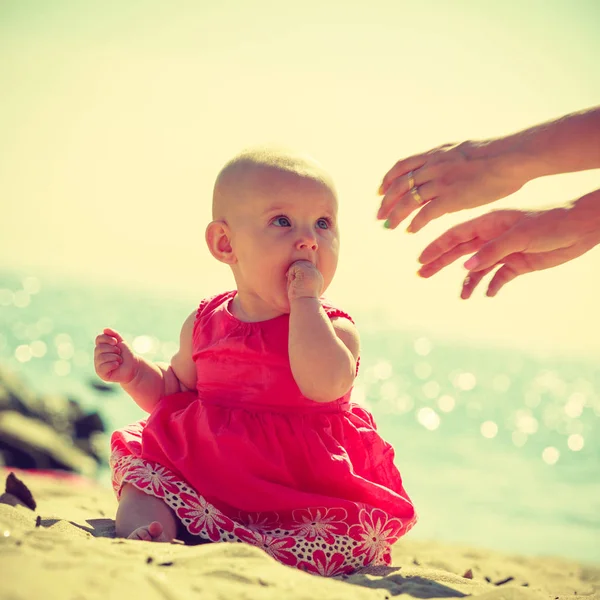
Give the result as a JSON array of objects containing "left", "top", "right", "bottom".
[
  {"left": 74, "top": 412, "right": 105, "bottom": 438},
  {"left": 5, "top": 471, "right": 37, "bottom": 510},
  {"left": 75, "top": 432, "right": 109, "bottom": 464},
  {"left": 0, "top": 366, "right": 106, "bottom": 474},
  {"left": 0, "top": 411, "right": 97, "bottom": 475}
]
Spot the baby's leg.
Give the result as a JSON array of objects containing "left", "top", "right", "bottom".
[{"left": 116, "top": 483, "right": 178, "bottom": 542}]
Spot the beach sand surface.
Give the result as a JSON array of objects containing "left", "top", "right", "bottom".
[{"left": 1, "top": 469, "right": 598, "bottom": 600}]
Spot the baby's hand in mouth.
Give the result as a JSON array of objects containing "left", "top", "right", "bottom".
[{"left": 286, "top": 260, "right": 323, "bottom": 302}]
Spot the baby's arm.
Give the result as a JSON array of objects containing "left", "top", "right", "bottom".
[
  {"left": 94, "top": 311, "right": 197, "bottom": 413},
  {"left": 289, "top": 300, "right": 359, "bottom": 403},
  {"left": 286, "top": 261, "right": 359, "bottom": 403}
]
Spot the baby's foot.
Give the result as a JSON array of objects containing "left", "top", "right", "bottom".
[{"left": 127, "top": 521, "right": 173, "bottom": 543}]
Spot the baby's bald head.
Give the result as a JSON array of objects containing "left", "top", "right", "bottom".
[{"left": 212, "top": 147, "right": 336, "bottom": 222}]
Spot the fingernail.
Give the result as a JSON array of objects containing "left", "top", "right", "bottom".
[
  {"left": 464, "top": 256, "right": 479, "bottom": 270},
  {"left": 378, "top": 184, "right": 385, "bottom": 195},
  {"left": 406, "top": 224, "right": 414, "bottom": 233},
  {"left": 384, "top": 219, "right": 391, "bottom": 229}
]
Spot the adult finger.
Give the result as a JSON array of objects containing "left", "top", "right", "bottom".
[
  {"left": 461, "top": 266, "right": 495, "bottom": 299},
  {"left": 378, "top": 154, "right": 428, "bottom": 196},
  {"left": 377, "top": 166, "right": 432, "bottom": 220},
  {"left": 486, "top": 263, "right": 523, "bottom": 297},
  {"left": 383, "top": 180, "right": 437, "bottom": 229},
  {"left": 420, "top": 211, "right": 523, "bottom": 265},
  {"left": 464, "top": 229, "right": 528, "bottom": 272},
  {"left": 418, "top": 238, "right": 485, "bottom": 278},
  {"left": 485, "top": 252, "right": 539, "bottom": 296},
  {"left": 407, "top": 195, "right": 458, "bottom": 233},
  {"left": 486, "top": 244, "right": 584, "bottom": 297},
  {"left": 419, "top": 219, "right": 483, "bottom": 264}
]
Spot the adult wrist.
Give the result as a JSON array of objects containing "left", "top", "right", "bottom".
[{"left": 464, "top": 135, "right": 539, "bottom": 191}]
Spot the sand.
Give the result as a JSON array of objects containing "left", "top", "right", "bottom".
[{"left": 1, "top": 469, "right": 598, "bottom": 600}]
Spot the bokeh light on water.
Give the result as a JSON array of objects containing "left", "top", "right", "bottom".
[
  {"left": 480, "top": 420, "right": 498, "bottom": 438},
  {"left": 417, "top": 406, "right": 440, "bottom": 431},
  {"left": 542, "top": 446, "right": 560, "bottom": 465},
  {"left": 356, "top": 323, "right": 600, "bottom": 562},
  {"left": 437, "top": 394, "right": 455, "bottom": 412}
]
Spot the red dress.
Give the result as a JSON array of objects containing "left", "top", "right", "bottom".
[{"left": 110, "top": 291, "right": 416, "bottom": 576}]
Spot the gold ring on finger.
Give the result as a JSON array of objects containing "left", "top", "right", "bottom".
[
  {"left": 407, "top": 170, "right": 415, "bottom": 190},
  {"left": 410, "top": 185, "right": 424, "bottom": 205}
]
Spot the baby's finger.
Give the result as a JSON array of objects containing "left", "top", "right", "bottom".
[
  {"left": 461, "top": 266, "right": 494, "bottom": 299},
  {"left": 378, "top": 154, "right": 427, "bottom": 196},
  {"left": 95, "top": 333, "right": 118, "bottom": 347},
  {"left": 103, "top": 327, "right": 124, "bottom": 343},
  {"left": 286, "top": 260, "right": 315, "bottom": 277},
  {"left": 418, "top": 238, "right": 485, "bottom": 278},
  {"left": 97, "top": 351, "right": 123, "bottom": 364},
  {"left": 96, "top": 361, "right": 122, "bottom": 380},
  {"left": 94, "top": 343, "right": 122, "bottom": 360}
]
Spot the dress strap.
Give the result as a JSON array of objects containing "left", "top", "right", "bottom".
[
  {"left": 321, "top": 301, "right": 355, "bottom": 325},
  {"left": 193, "top": 291, "right": 236, "bottom": 337}
]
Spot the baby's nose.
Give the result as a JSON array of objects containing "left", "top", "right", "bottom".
[{"left": 296, "top": 231, "right": 318, "bottom": 251}]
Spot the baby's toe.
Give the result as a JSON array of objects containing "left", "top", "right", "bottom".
[
  {"left": 127, "top": 526, "right": 153, "bottom": 541},
  {"left": 147, "top": 521, "right": 164, "bottom": 539}
]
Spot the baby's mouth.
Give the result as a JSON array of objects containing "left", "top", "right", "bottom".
[
  {"left": 289, "top": 258, "right": 316, "bottom": 268},
  {"left": 285, "top": 259, "right": 316, "bottom": 278}
]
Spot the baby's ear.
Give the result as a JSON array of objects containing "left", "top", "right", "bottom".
[{"left": 205, "top": 220, "right": 237, "bottom": 264}]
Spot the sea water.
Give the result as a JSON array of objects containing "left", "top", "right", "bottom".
[{"left": 1, "top": 268, "right": 598, "bottom": 564}]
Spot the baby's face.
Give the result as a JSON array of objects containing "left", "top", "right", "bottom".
[{"left": 228, "top": 171, "right": 339, "bottom": 314}]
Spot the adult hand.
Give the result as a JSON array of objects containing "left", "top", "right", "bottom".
[
  {"left": 417, "top": 201, "right": 600, "bottom": 298},
  {"left": 377, "top": 141, "right": 524, "bottom": 233},
  {"left": 378, "top": 107, "right": 600, "bottom": 233},
  {"left": 94, "top": 327, "right": 138, "bottom": 383},
  {"left": 286, "top": 260, "right": 323, "bottom": 302}
]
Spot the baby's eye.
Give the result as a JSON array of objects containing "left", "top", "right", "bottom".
[
  {"left": 272, "top": 216, "right": 291, "bottom": 227},
  {"left": 316, "top": 218, "right": 330, "bottom": 230}
]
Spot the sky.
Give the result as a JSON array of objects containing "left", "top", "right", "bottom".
[{"left": 1, "top": 0, "right": 599, "bottom": 355}]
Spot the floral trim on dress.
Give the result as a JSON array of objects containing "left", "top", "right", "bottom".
[{"left": 110, "top": 449, "right": 414, "bottom": 576}]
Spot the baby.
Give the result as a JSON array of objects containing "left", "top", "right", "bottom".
[{"left": 94, "top": 147, "right": 416, "bottom": 576}]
